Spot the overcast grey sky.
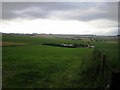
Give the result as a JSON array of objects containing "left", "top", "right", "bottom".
[{"left": 1, "top": 2, "right": 118, "bottom": 35}]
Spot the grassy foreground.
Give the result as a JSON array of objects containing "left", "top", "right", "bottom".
[
  {"left": 2, "top": 34, "right": 119, "bottom": 88},
  {"left": 3, "top": 45, "right": 93, "bottom": 88}
]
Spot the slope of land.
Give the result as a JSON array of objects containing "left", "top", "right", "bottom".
[{"left": 2, "top": 34, "right": 119, "bottom": 88}]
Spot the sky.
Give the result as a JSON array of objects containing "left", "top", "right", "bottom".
[{"left": 0, "top": 2, "right": 118, "bottom": 35}]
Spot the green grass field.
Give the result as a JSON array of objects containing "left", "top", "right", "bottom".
[{"left": 2, "top": 34, "right": 119, "bottom": 88}]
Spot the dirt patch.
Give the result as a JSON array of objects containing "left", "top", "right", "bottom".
[{"left": 0, "top": 42, "right": 28, "bottom": 46}]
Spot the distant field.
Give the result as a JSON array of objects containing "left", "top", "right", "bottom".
[
  {"left": 2, "top": 35, "right": 89, "bottom": 45},
  {"left": 2, "top": 34, "right": 119, "bottom": 88}
]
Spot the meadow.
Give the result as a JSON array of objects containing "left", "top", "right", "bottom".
[{"left": 2, "top": 34, "right": 119, "bottom": 88}]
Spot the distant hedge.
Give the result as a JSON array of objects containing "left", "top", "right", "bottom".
[{"left": 42, "top": 43, "right": 89, "bottom": 48}]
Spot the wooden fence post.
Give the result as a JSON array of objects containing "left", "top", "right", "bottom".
[{"left": 100, "top": 55, "right": 106, "bottom": 75}]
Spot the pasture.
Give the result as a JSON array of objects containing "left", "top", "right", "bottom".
[{"left": 2, "top": 34, "right": 119, "bottom": 88}]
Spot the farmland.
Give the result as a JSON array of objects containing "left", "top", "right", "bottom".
[{"left": 2, "top": 34, "right": 119, "bottom": 88}]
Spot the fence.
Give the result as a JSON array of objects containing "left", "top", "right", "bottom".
[
  {"left": 93, "top": 48, "right": 112, "bottom": 75},
  {"left": 94, "top": 48, "right": 120, "bottom": 89}
]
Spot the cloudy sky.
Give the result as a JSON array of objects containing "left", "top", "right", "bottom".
[{"left": 1, "top": 2, "right": 118, "bottom": 35}]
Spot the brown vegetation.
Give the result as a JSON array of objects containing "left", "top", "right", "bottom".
[{"left": 0, "top": 42, "right": 27, "bottom": 46}]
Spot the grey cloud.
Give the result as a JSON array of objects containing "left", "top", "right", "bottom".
[
  {"left": 61, "top": 2, "right": 118, "bottom": 21},
  {"left": 2, "top": 2, "right": 78, "bottom": 19},
  {"left": 2, "top": 2, "right": 93, "bottom": 13},
  {"left": 0, "top": 1, "right": 2, "bottom": 19},
  {"left": 2, "top": 2, "right": 118, "bottom": 22}
]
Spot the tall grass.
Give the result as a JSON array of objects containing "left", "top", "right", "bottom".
[
  {"left": 76, "top": 48, "right": 112, "bottom": 88},
  {"left": 2, "top": 34, "right": 118, "bottom": 88},
  {"left": 3, "top": 45, "right": 93, "bottom": 88}
]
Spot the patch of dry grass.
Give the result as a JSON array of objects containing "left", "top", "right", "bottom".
[{"left": 0, "top": 42, "right": 28, "bottom": 46}]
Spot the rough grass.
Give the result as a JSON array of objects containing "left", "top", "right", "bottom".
[
  {"left": 2, "top": 34, "right": 119, "bottom": 88},
  {"left": 73, "top": 41, "right": 118, "bottom": 88},
  {"left": 93, "top": 42, "right": 119, "bottom": 70},
  {"left": 3, "top": 45, "right": 93, "bottom": 88}
]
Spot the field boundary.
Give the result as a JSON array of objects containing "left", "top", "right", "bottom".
[{"left": 94, "top": 48, "right": 112, "bottom": 75}]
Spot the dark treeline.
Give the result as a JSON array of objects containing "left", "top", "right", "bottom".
[{"left": 42, "top": 43, "right": 90, "bottom": 48}]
